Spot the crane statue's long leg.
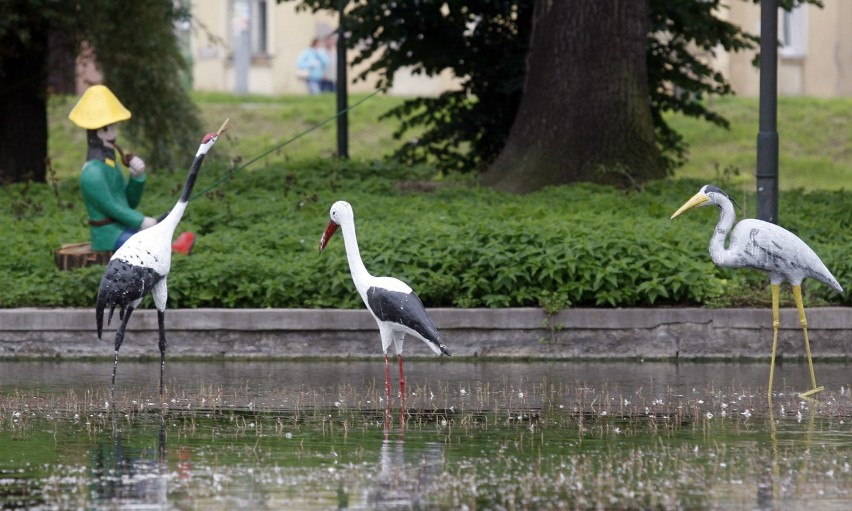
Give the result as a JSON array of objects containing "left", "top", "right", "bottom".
[
  {"left": 152, "top": 280, "right": 169, "bottom": 397},
  {"left": 112, "top": 306, "right": 135, "bottom": 394},
  {"left": 157, "top": 310, "right": 167, "bottom": 396},
  {"left": 793, "top": 285, "right": 825, "bottom": 398},
  {"left": 768, "top": 285, "right": 780, "bottom": 402}
]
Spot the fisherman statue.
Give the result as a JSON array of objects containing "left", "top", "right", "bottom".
[{"left": 68, "top": 85, "right": 194, "bottom": 255}]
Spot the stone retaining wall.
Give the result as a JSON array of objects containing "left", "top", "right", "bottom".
[{"left": 0, "top": 307, "right": 849, "bottom": 360}]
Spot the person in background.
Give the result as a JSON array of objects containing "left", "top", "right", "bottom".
[
  {"left": 320, "top": 34, "right": 337, "bottom": 93},
  {"left": 296, "top": 38, "right": 328, "bottom": 95},
  {"left": 68, "top": 85, "right": 195, "bottom": 255}
]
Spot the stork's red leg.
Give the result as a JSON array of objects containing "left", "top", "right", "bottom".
[{"left": 398, "top": 354, "right": 406, "bottom": 410}]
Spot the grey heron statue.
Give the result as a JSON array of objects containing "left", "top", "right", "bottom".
[{"left": 671, "top": 184, "right": 842, "bottom": 400}]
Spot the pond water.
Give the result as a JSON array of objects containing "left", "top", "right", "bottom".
[{"left": 1, "top": 360, "right": 850, "bottom": 510}]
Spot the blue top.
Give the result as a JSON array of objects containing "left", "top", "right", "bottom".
[{"left": 296, "top": 47, "right": 329, "bottom": 81}]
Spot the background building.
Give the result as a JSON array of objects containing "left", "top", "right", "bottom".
[
  {"left": 710, "top": 1, "right": 852, "bottom": 97},
  {"left": 188, "top": 0, "right": 458, "bottom": 96},
  {"left": 74, "top": 1, "right": 852, "bottom": 98}
]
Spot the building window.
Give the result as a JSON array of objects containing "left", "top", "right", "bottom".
[
  {"left": 250, "top": 1, "right": 268, "bottom": 56},
  {"left": 779, "top": 4, "right": 807, "bottom": 58},
  {"left": 232, "top": 0, "right": 269, "bottom": 58}
]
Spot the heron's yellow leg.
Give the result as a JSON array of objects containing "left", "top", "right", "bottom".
[
  {"left": 768, "top": 284, "right": 781, "bottom": 402},
  {"left": 793, "top": 285, "right": 825, "bottom": 398}
]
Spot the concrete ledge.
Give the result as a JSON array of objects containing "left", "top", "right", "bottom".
[{"left": 0, "top": 307, "right": 849, "bottom": 360}]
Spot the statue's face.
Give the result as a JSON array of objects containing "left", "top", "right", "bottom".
[{"left": 96, "top": 125, "right": 117, "bottom": 147}]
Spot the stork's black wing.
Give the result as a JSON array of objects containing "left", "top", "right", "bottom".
[{"left": 367, "top": 287, "right": 449, "bottom": 355}]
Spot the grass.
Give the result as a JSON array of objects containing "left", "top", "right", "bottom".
[
  {"left": 48, "top": 91, "right": 411, "bottom": 180},
  {"left": 667, "top": 96, "right": 852, "bottom": 191},
  {"left": 50, "top": 93, "right": 852, "bottom": 191}
]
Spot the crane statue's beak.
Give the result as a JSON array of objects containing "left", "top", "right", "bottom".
[
  {"left": 319, "top": 221, "right": 340, "bottom": 252},
  {"left": 671, "top": 192, "right": 710, "bottom": 219}
]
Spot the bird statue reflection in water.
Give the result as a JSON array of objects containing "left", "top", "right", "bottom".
[
  {"left": 319, "top": 201, "right": 451, "bottom": 412},
  {"left": 671, "top": 185, "right": 842, "bottom": 400},
  {"left": 96, "top": 120, "right": 230, "bottom": 396}
]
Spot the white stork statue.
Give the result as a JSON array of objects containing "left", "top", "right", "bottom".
[{"left": 319, "top": 200, "right": 451, "bottom": 409}]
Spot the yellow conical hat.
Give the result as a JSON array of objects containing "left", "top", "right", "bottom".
[{"left": 68, "top": 85, "right": 131, "bottom": 129}]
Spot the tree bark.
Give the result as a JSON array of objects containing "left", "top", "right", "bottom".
[
  {"left": 483, "top": 0, "right": 665, "bottom": 193},
  {"left": 0, "top": 17, "right": 49, "bottom": 184}
]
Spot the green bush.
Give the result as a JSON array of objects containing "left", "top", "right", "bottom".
[{"left": 1, "top": 159, "right": 848, "bottom": 310}]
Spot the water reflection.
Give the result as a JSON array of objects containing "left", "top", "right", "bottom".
[
  {"left": 360, "top": 423, "right": 444, "bottom": 511},
  {"left": 91, "top": 412, "right": 167, "bottom": 508},
  {"left": 366, "top": 436, "right": 408, "bottom": 510},
  {"left": 1, "top": 360, "right": 849, "bottom": 510},
  {"left": 756, "top": 405, "right": 825, "bottom": 511}
]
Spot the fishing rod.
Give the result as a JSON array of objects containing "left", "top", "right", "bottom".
[{"left": 189, "top": 88, "right": 385, "bottom": 201}]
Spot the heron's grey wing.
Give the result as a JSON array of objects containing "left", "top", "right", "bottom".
[{"left": 732, "top": 220, "right": 838, "bottom": 289}]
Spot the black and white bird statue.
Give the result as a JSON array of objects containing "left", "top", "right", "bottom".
[
  {"left": 96, "top": 120, "right": 229, "bottom": 395},
  {"left": 319, "top": 201, "right": 451, "bottom": 408},
  {"left": 671, "top": 184, "right": 843, "bottom": 400}
]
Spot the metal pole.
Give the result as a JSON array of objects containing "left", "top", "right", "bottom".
[
  {"left": 336, "top": 1, "right": 349, "bottom": 159},
  {"left": 233, "top": 0, "right": 251, "bottom": 95},
  {"left": 756, "top": 0, "right": 779, "bottom": 223}
]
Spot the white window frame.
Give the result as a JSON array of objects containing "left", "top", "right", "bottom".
[
  {"left": 231, "top": 0, "right": 269, "bottom": 58},
  {"left": 778, "top": 4, "right": 807, "bottom": 59},
  {"left": 249, "top": 0, "right": 268, "bottom": 57}
]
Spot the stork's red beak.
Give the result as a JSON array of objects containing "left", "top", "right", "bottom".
[{"left": 319, "top": 221, "right": 339, "bottom": 251}]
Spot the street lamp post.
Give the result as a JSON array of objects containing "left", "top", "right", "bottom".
[
  {"left": 756, "top": 0, "right": 779, "bottom": 223},
  {"left": 336, "top": 0, "right": 349, "bottom": 159}
]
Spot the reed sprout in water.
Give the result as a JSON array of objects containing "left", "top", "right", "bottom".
[{"left": 1, "top": 380, "right": 849, "bottom": 437}]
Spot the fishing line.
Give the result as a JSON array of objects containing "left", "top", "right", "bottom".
[{"left": 190, "top": 88, "right": 385, "bottom": 201}]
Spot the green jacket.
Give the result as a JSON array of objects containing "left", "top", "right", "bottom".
[{"left": 80, "top": 159, "right": 146, "bottom": 251}]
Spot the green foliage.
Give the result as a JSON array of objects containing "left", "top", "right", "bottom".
[
  {"left": 289, "top": 0, "right": 531, "bottom": 173},
  {"left": 283, "top": 0, "right": 820, "bottom": 175},
  {"left": 646, "top": 0, "right": 825, "bottom": 171},
  {"left": 0, "top": 0, "right": 200, "bottom": 179},
  {"left": 1, "top": 159, "right": 849, "bottom": 310},
  {"left": 72, "top": 0, "right": 201, "bottom": 170},
  {"left": 7, "top": 93, "right": 848, "bottom": 311},
  {"left": 647, "top": 0, "right": 754, "bottom": 171}
]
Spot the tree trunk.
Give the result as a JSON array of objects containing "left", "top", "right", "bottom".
[
  {"left": 483, "top": 0, "right": 664, "bottom": 193},
  {"left": 0, "top": 18, "right": 49, "bottom": 184},
  {"left": 47, "top": 30, "right": 78, "bottom": 95}
]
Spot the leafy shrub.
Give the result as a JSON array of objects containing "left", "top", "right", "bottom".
[{"left": 1, "top": 163, "right": 848, "bottom": 310}]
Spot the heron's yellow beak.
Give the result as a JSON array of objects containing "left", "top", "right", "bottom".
[{"left": 671, "top": 192, "right": 709, "bottom": 219}]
